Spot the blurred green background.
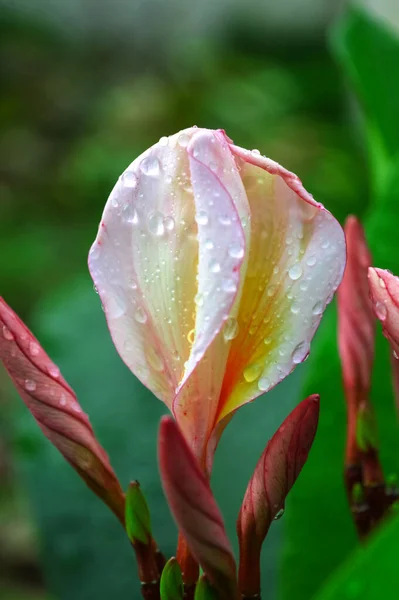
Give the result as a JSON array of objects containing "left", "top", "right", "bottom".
[{"left": 1, "top": 0, "right": 399, "bottom": 599}]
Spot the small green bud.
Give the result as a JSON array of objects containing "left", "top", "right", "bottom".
[
  {"left": 125, "top": 481, "right": 152, "bottom": 545},
  {"left": 160, "top": 557, "right": 183, "bottom": 600},
  {"left": 194, "top": 575, "right": 219, "bottom": 600},
  {"left": 356, "top": 407, "right": 379, "bottom": 452}
]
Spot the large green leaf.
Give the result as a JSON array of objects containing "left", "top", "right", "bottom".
[
  {"left": 13, "top": 274, "right": 306, "bottom": 599},
  {"left": 331, "top": 3, "right": 399, "bottom": 160},
  {"left": 313, "top": 512, "right": 399, "bottom": 600},
  {"left": 279, "top": 156, "right": 399, "bottom": 599}
]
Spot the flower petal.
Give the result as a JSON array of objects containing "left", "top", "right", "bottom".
[
  {"left": 89, "top": 128, "right": 201, "bottom": 408},
  {"left": 158, "top": 416, "right": 238, "bottom": 600},
  {"left": 172, "top": 130, "right": 250, "bottom": 460},
  {"left": 217, "top": 147, "right": 346, "bottom": 421},
  {"left": 368, "top": 267, "right": 399, "bottom": 355}
]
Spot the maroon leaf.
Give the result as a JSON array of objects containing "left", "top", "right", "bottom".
[
  {"left": 237, "top": 394, "right": 320, "bottom": 597},
  {"left": 0, "top": 297, "right": 125, "bottom": 523},
  {"left": 158, "top": 416, "right": 238, "bottom": 600}
]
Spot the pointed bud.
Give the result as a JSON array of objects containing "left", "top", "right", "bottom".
[
  {"left": 160, "top": 558, "right": 183, "bottom": 600},
  {"left": 337, "top": 217, "right": 375, "bottom": 463},
  {"left": 368, "top": 267, "right": 399, "bottom": 416},
  {"left": 158, "top": 417, "right": 238, "bottom": 600},
  {"left": 0, "top": 297, "right": 125, "bottom": 523},
  {"left": 237, "top": 395, "right": 319, "bottom": 597},
  {"left": 194, "top": 575, "right": 219, "bottom": 600},
  {"left": 126, "top": 481, "right": 152, "bottom": 545},
  {"left": 355, "top": 404, "right": 379, "bottom": 452}
]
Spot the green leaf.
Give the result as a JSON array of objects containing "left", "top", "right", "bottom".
[
  {"left": 194, "top": 575, "right": 219, "bottom": 600},
  {"left": 160, "top": 558, "right": 183, "bottom": 600},
  {"left": 331, "top": 4, "right": 399, "bottom": 159},
  {"left": 313, "top": 513, "right": 399, "bottom": 600},
  {"left": 125, "top": 481, "right": 152, "bottom": 545}
]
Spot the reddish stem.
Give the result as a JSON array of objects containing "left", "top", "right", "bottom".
[{"left": 177, "top": 533, "right": 199, "bottom": 596}]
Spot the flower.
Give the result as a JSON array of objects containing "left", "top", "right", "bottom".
[{"left": 89, "top": 127, "right": 346, "bottom": 468}]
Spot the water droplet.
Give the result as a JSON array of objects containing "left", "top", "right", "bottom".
[
  {"left": 2, "top": 325, "right": 14, "bottom": 341},
  {"left": 205, "top": 239, "right": 214, "bottom": 250},
  {"left": 288, "top": 264, "right": 303, "bottom": 280},
  {"left": 210, "top": 260, "right": 221, "bottom": 273},
  {"left": 223, "top": 317, "right": 239, "bottom": 341},
  {"left": 264, "top": 336, "right": 272, "bottom": 345},
  {"left": 299, "top": 281, "right": 308, "bottom": 291},
  {"left": 59, "top": 393, "right": 67, "bottom": 406},
  {"left": 291, "top": 302, "right": 300, "bottom": 314},
  {"left": 25, "top": 379, "right": 36, "bottom": 392},
  {"left": 89, "top": 244, "right": 100, "bottom": 260},
  {"left": 195, "top": 293, "right": 204, "bottom": 307},
  {"left": 228, "top": 242, "right": 244, "bottom": 259},
  {"left": 379, "top": 276, "right": 386, "bottom": 288},
  {"left": 48, "top": 364, "right": 60, "bottom": 378},
  {"left": 164, "top": 216, "right": 175, "bottom": 231},
  {"left": 146, "top": 347, "right": 164, "bottom": 372},
  {"left": 219, "top": 215, "right": 231, "bottom": 226},
  {"left": 222, "top": 278, "right": 237, "bottom": 293},
  {"left": 274, "top": 507, "right": 285, "bottom": 520},
  {"left": 375, "top": 301, "right": 387, "bottom": 320},
  {"left": 267, "top": 285, "right": 276, "bottom": 297},
  {"left": 140, "top": 156, "right": 160, "bottom": 177},
  {"left": 393, "top": 350, "right": 399, "bottom": 360},
  {"left": 122, "top": 170, "right": 138, "bottom": 188},
  {"left": 306, "top": 256, "right": 317, "bottom": 267},
  {"left": 147, "top": 211, "right": 165, "bottom": 236},
  {"left": 292, "top": 342, "right": 307, "bottom": 364},
  {"left": 258, "top": 377, "right": 270, "bottom": 391},
  {"left": 178, "top": 133, "right": 190, "bottom": 147},
  {"left": 321, "top": 239, "right": 330, "bottom": 249},
  {"left": 29, "top": 341, "right": 40, "bottom": 356},
  {"left": 159, "top": 136, "right": 169, "bottom": 146},
  {"left": 312, "top": 301, "right": 323, "bottom": 315},
  {"left": 134, "top": 307, "right": 148, "bottom": 324},
  {"left": 187, "top": 329, "right": 195, "bottom": 344},
  {"left": 244, "top": 363, "right": 262, "bottom": 383},
  {"left": 195, "top": 211, "right": 208, "bottom": 225}
]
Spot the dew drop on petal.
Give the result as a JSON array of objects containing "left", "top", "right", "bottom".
[
  {"left": 195, "top": 293, "right": 204, "bottom": 307},
  {"left": 228, "top": 242, "right": 244, "bottom": 259},
  {"left": 379, "top": 277, "right": 386, "bottom": 288},
  {"left": 164, "top": 216, "right": 175, "bottom": 231},
  {"left": 219, "top": 215, "right": 231, "bottom": 226},
  {"left": 205, "top": 239, "right": 214, "bottom": 250},
  {"left": 147, "top": 211, "right": 165, "bottom": 236},
  {"left": 134, "top": 306, "right": 148, "bottom": 324},
  {"left": 223, "top": 317, "right": 239, "bottom": 341},
  {"left": 140, "top": 156, "right": 161, "bottom": 177},
  {"left": 222, "top": 278, "right": 237, "bottom": 293},
  {"left": 159, "top": 136, "right": 169, "bottom": 146},
  {"left": 122, "top": 171, "right": 138, "bottom": 188},
  {"left": 48, "top": 364, "right": 60, "bottom": 378},
  {"left": 264, "top": 336, "right": 272, "bottom": 345},
  {"left": 306, "top": 256, "right": 317, "bottom": 267},
  {"left": 288, "top": 264, "right": 303, "bottom": 280},
  {"left": 29, "top": 341, "right": 40, "bottom": 356},
  {"left": 375, "top": 301, "right": 387, "bottom": 321},
  {"left": 195, "top": 211, "right": 209, "bottom": 225},
  {"left": 178, "top": 133, "right": 190, "bottom": 147},
  {"left": 60, "top": 393, "right": 67, "bottom": 406},
  {"left": 290, "top": 302, "right": 300, "bottom": 314},
  {"left": 292, "top": 342, "right": 307, "bottom": 364},
  {"left": 187, "top": 329, "right": 195, "bottom": 344},
  {"left": 25, "top": 379, "right": 36, "bottom": 392},
  {"left": 243, "top": 363, "right": 262, "bottom": 383},
  {"left": 258, "top": 377, "right": 270, "bottom": 391},
  {"left": 312, "top": 301, "right": 323, "bottom": 316},
  {"left": 209, "top": 260, "right": 221, "bottom": 273},
  {"left": 2, "top": 325, "right": 14, "bottom": 341},
  {"left": 108, "top": 295, "right": 126, "bottom": 319}
]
